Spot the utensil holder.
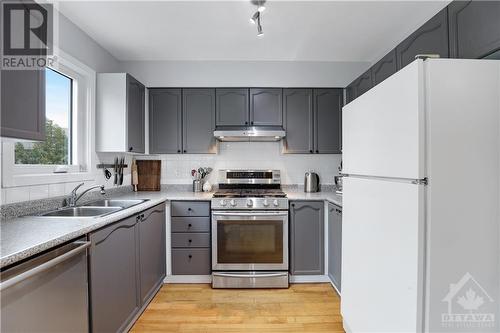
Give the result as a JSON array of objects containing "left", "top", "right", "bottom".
[{"left": 193, "top": 180, "right": 203, "bottom": 192}]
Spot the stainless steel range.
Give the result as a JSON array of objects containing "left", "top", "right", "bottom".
[{"left": 211, "top": 170, "right": 289, "bottom": 288}]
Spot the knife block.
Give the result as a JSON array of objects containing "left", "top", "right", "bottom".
[{"left": 136, "top": 160, "right": 161, "bottom": 191}]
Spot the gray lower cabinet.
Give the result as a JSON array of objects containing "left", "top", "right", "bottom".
[
  {"left": 182, "top": 89, "right": 216, "bottom": 154},
  {"left": 1, "top": 69, "right": 45, "bottom": 141},
  {"left": 448, "top": 0, "right": 500, "bottom": 59},
  {"left": 171, "top": 201, "right": 211, "bottom": 275},
  {"left": 328, "top": 203, "right": 342, "bottom": 292},
  {"left": 396, "top": 8, "right": 449, "bottom": 69},
  {"left": 314, "top": 89, "right": 342, "bottom": 154},
  {"left": 283, "top": 89, "right": 314, "bottom": 153},
  {"left": 89, "top": 215, "right": 140, "bottom": 333},
  {"left": 149, "top": 88, "right": 182, "bottom": 154},
  {"left": 289, "top": 201, "right": 324, "bottom": 275},
  {"left": 216, "top": 88, "right": 249, "bottom": 126},
  {"left": 89, "top": 203, "right": 166, "bottom": 333},
  {"left": 250, "top": 88, "right": 283, "bottom": 126},
  {"left": 139, "top": 205, "right": 167, "bottom": 304},
  {"left": 372, "top": 49, "right": 398, "bottom": 86},
  {"left": 127, "top": 75, "right": 145, "bottom": 153}
]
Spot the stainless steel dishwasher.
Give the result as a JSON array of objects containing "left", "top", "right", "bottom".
[{"left": 0, "top": 238, "right": 90, "bottom": 332}]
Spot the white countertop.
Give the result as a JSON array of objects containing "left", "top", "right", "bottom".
[{"left": 0, "top": 189, "right": 340, "bottom": 269}]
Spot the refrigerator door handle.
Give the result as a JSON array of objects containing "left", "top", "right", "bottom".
[{"left": 341, "top": 173, "right": 428, "bottom": 185}]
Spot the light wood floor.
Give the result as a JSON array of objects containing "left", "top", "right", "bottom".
[{"left": 131, "top": 283, "right": 344, "bottom": 333}]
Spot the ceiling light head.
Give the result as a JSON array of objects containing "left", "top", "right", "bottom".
[
  {"left": 257, "top": 22, "right": 264, "bottom": 37},
  {"left": 250, "top": 11, "right": 259, "bottom": 24}
]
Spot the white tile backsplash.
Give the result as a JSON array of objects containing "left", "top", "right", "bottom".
[
  {"left": 29, "top": 185, "right": 49, "bottom": 200},
  {"left": 5, "top": 187, "right": 30, "bottom": 204},
  {"left": 148, "top": 142, "right": 342, "bottom": 185}
]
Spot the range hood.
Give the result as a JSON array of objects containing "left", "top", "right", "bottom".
[{"left": 214, "top": 126, "right": 286, "bottom": 142}]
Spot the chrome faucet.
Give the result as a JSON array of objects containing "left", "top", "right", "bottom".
[{"left": 68, "top": 183, "right": 105, "bottom": 207}]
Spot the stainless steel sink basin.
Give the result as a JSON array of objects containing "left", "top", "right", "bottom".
[
  {"left": 81, "top": 199, "right": 148, "bottom": 209},
  {"left": 40, "top": 206, "right": 122, "bottom": 217}
]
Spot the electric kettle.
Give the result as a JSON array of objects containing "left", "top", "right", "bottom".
[{"left": 304, "top": 172, "right": 320, "bottom": 193}]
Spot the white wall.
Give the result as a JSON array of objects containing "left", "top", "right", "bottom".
[
  {"left": 122, "top": 60, "right": 368, "bottom": 88},
  {"left": 140, "top": 142, "right": 342, "bottom": 186}
]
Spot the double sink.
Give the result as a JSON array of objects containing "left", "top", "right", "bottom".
[{"left": 38, "top": 199, "right": 149, "bottom": 218}]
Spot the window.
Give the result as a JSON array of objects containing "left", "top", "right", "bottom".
[
  {"left": 2, "top": 52, "right": 96, "bottom": 188},
  {"left": 14, "top": 68, "right": 73, "bottom": 165}
]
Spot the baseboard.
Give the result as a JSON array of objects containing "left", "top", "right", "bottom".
[
  {"left": 164, "top": 275, "right": 212, "bottom": 283},
  {"left": 343, "top": 319, "right": 352, "bottom": 333},
  {"left": 289, "top": 275, "right": 330, "bottom": 283},
  {"left": 329, "top": 278, "right": 341, "bottom": 296}
]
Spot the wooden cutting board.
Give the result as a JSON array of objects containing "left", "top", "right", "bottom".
[{"left": 136, "top": 160, "right": 161, "bottom": 191}]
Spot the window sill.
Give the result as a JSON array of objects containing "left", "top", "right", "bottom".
[{"left": 2, "top": 171, "right": 95, "bottom": 188}]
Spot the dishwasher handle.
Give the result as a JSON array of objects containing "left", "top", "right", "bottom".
[{"left": 0, "top": 241, "right": 90, "bottom": 291}]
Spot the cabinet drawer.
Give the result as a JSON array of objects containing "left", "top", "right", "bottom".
[
  {"left": 171, "top": 201, "right": 210, "bottom": 217},
  {"left": 171, "top": 233, "right": 210, "bottom": 248},
  {"left": 171, "top": 217, "right": 210, "bottom": 233},
  {"left": 172, "top": 248, "right": 211, "bottom": 275}
]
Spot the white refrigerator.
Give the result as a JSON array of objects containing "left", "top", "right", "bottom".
[{"left": 341, "top": 58, "right": 499, "bottom": 333}]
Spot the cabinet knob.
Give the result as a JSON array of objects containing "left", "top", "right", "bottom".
[
  {"left": 129, "top": 147, "right": 133, "bottom": 152},
  {"left": 188, "top": 239, "right": 192, "bottom": 243},
  {"left": 188, "top": 254, "right": 192, "bottom": 259},
  {"left": 188, "top": 207, "right": 192, "bottom": 211},
  {"left": 183, "top": 150, "right": 187, "bottom": 153},
  {"left": 250, "top": 121, "right": 254, "bottom": 125},
  {"left": 316, "top": 150, "right": 319, "bottom": 153},
  {"left": 245, "top": 121, "right": 248, "bottom": 125},
  {"left": 309, "top": 150, "right": 313, "bottom": 153},
  {"left": 291, "top": 203, "right": 295, "bottom": 207},
  {"left": 188, "top": 223, "right": 192, "bottom": 228},
  {"left": 177, "top": 149, "right": 181, "bottom": 153}
]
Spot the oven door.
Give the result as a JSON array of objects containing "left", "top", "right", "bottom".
[{"left": 212, "top": 211, "right": 288, "bottom": 271}]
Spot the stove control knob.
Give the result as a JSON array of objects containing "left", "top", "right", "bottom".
[
  {"left": 263, "top": 199, "right": 269, "bottom": 207},
  {"left": 220, "top": 199, "right": 227, "bottom": 207},
  {"left": 246, "top": 199, "right": 254, "bottom": 207},
  {"left": 230, "top": 199, "right": 237, "bottom": 207},
  {"left": 273, "top": 199, "right": 279, "bottom": 207}
]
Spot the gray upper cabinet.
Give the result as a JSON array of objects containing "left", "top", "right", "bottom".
[
  {"left": 328, "top": 203, "right": 342, "bottom": 292},
  {"left": 182, "top": 89, "right": 216, "bottom": 154},
  {"left": 396, "top": 8, "right": 449, "bottom": 69},
  {"left": 149, "top": 89, "right": 182, "bottom": 154},
  {"left": 290, "top": 201, "right": 324, "bottom": 275},
  {"left": 448, "top": 0, "right": 500, "bottom": 59},
  {"left": 96, "top": 73, "right": 146, "bottom": 153},
  {"left": 283, "top": 89, "right": 314, "bottom": 154},
  {"left": 216, "top": 88, "right": 249, "bottom": 126},
  {"left": 89, "top": 215, "right": 140, "bottom": 333},
  {"left": 346, "top": 69, "right": 373, "bottom": 103},
  {"left": 314, "top": 89, "right": 342, "bottom": 154},
  {"left": 139, "top": 204, "right": 166, "bottom": 304},
  {"left": 127, "top": 75, "right": 145, "bottom": 153},
  {"left": 250, "top": 88, "right": 283, "bottom": 126},
  {"left": 372, "top": 49, "right": 398, "bottom": 86},
  {"left": 1, "top": 69, "right": 45, "bottom": 141}
]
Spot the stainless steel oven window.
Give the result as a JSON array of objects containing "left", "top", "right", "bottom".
[{"left": 211, "top": 211, "right": 288, "bottom": 271}]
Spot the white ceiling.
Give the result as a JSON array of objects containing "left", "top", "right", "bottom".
[{"left": 58, "top": 1, "right": 449, "bottom": 63}]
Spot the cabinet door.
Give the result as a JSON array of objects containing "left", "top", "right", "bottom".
[
  {"left": 448, "top": 0, "right": 500, "bottom": 59},
  {"left": 283, "top": 89, "right": 314, "bottom": 154},
  {"left": 1, "top": 69, "right": 45, "bottom": 141},
  {"left": 127, "top": 75, "right": 145, "bottom": 153},
  {"left": 182, "top": 88, "right": 216, "bottom": 154},
  {"left": 372, "top": 49, "right": 397, "bottom": 86},
  {"left": 249, "top": 88, "right": 283, "bottom": 126},
  {"left": 396, "top": 8, "right": 449, "bottom": 69},
  {"left": 149, "top": 89, "right": 182, "bottom": 154},
  {"left": 90, "top": 215, "right": 140, "bottom": 333},
  {"left": 216, "top": 88, "right": 249, "bottom": 126},
  {"left": 290, "top": 201, "right": 324, "bottom": 275},
  {"left": 314, "top": 89, "right": 342, "bottom": 154},
  {"left": 139, "top": 204, "right": 166, "bottom": 304},
  {"left": 328, "top": 203, "right": 342, "bottom": 292}
]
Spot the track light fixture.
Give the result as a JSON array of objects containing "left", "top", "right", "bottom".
[{"left": 250, "top": 0, "right": 266, "bottom": 36}]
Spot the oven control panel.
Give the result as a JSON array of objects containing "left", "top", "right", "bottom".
[{"left": 211, "top": 197, "right": 288, "bottom": 210}]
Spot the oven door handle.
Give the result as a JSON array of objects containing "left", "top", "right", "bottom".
[
  {"left": 212, "top": 211, "right": 288, "bottom": 217},
  {"left": 213, "top": 272, "right": 288, "bottom": 278}
]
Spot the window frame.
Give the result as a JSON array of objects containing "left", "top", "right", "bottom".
[{"left": 2, "top": 51, "right": 96, "bottom": 187}]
